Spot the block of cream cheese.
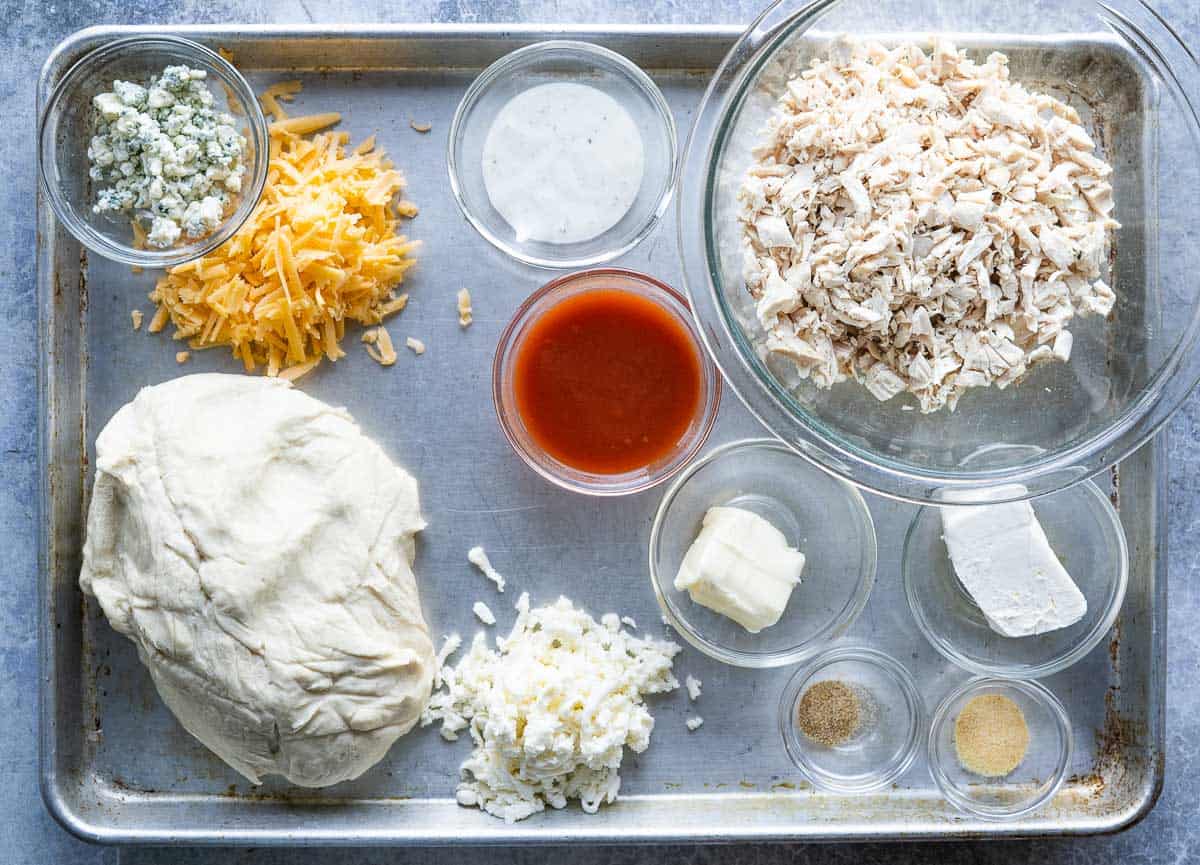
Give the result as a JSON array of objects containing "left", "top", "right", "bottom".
[
  {"left": 941, "top": 496, "right": 1087, "bottom": 638},
  {"left": 673, "top": 506, "right": 806, "bottom": 633}
]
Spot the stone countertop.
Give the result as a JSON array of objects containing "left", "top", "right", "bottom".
[{"left": 6, "top": 1, "right": 1199, "bottom": 863}]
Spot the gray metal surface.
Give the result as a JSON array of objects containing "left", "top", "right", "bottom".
[{"left": 38, "top": 23, "right": 1165, "bottom": 847}]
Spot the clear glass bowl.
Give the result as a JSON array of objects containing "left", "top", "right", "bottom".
[
  {"left": 903, "top": 472, "right": 1128, "bottom": 678},
  {"left": 492, "top": 268, "right": 720, "bottom": 496},
  {"left": 928, "top": 677, "right": 1073, "bottom": 820},
  {"left": 779, "top": 646, "right": 925, "bottom": 793},
  {"left": 677, "top": 0, "right": 1200, "bottom": 505},
  {"left": 39, "top": 34, "right": 269, "bottom": 268},
  {"left": 448, "top": 40, "right": 678, "bottom": 268},
  {"left": 649, "top": 438, "right": 876, "bottom": 667}
]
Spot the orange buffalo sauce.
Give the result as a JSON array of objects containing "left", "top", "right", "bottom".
[{"left": 513, "top": 288, "right": 703, "bottom": 475}]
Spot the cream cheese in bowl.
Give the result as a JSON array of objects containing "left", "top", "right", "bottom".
[{"left": 482, "top": 82, "right": 645, "bottom": 245}]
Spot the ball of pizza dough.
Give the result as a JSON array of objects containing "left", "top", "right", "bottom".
[{"left": 80, "top": 374, "right": 434, "bottom": 787}]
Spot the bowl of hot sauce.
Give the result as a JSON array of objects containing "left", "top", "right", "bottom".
[{"left": 494, "top": 268, "right": 721, "bottom": 495}]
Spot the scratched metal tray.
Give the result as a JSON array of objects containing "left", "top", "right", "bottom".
[{"left": 37, "top": 24, "right": 1166, "bottom": 845}]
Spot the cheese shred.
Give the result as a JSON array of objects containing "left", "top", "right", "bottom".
[
  {"left": 148, "top": 82, "right": 419, "bottom": 377},
  {"left": 457, "top": 288, "right": 473, "bottom": 327},
  {"left": 365, "top": 326, "right": 398, "bottom": 366}
]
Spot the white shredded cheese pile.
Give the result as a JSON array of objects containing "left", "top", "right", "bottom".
[
  {"left": 421, "top": 593, "right": 681, "bottom": 823},
  {"left": 740, "top": 39, "right": 1119, "bottom": 412}
]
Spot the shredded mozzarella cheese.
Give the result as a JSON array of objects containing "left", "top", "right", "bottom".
[
  {"left": 467, "top": 546, "right": 506, "bottom": 592},
  {"left": 421, "top": 593, "right": 681, "bottom": 822}
]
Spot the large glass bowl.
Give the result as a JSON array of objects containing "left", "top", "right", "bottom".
[{"left": 678, "top": 0, "right": 1200, "bottom": 504}]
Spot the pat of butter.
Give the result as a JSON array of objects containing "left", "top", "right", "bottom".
[
  {"left": 941, "top": 498, "right": 1087, "bottom": 638},
  {"left": 673, "top": 506, "right": 806, "bottom": 633}
]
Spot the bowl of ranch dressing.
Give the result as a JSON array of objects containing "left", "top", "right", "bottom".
[{"left": 448, "top": 41, "right": 678, "bottom": 268}]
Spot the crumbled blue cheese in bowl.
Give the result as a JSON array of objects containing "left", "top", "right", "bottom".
[{"left": 87, "top": 65, "right": 248, "bottom": 249}]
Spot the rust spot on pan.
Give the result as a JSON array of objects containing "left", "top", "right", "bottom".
[
  {"left": 1092, "top": 687, "right": 1147, "bottom": 783},
  {"left": 1066, "top": 771, "right": 1105, "bottom": 797},
  {"left": 107, "top": 776, "right": 160, "bottom": 796}
]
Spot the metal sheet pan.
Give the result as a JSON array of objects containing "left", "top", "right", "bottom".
[{"left": 37, "top": 23, "right": 1166, "bottom": 845}]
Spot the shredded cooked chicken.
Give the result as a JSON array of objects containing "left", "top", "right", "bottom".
[{"left": 740, "top": 39, "right": 1118, "bottom": 412}]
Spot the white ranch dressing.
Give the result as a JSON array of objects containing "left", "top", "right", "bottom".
[{"left": 482, "top": 82, "right": 645, "bottom": 245}]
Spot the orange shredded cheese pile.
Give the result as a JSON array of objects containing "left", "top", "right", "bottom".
[{"left": 148, "top": 81, "right": 419, "bottom": 378}]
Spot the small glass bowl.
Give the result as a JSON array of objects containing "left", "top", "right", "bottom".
[
  {"left": 928, "top": 677, "right": 1073, "bottom": 820},
  {"left": 903, "top": 477, "right": 1128, "bottom": 678},
  {"left": 447, "top": 40, "right": 678, "bottom": 268},
  {"left": 493, "top": 268, "right": 720, "bottom": 496},
  {"left": 649, "top": 438, "right": 876, "bottom": 667},
  {"left": 778, "top": 647, "right": 924, "bottom": 793},
  {"left": 39, "top": 35, "right": 269, "bottom": 267}
]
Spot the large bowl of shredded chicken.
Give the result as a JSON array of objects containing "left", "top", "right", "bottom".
[{"left": 678, "top": 0, "right": 1200, "bottom": 504}]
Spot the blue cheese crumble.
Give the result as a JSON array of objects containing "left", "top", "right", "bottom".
[{"left": 87, "top": 65, "right": 247, "bottom": 249}]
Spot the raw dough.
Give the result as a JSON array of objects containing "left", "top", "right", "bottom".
[{"left": 80, "top": 374, "right": 435, "bottom": 787}]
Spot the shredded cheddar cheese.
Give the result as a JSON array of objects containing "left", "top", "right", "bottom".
[
  {"left": 457, "top": 288, "right": 473, "bottom": 327},
  {"left": 366, "top": 327, "right": 398, "bottom": 366},
  {"left": 148, "top": 81, "right": 419, "bottom": 377},
  {"left": 259, "top": 79, "right": 302, "bottom": 119},
  {"left": 148, "top": 306, "right": 169, "bottom": 333}
]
